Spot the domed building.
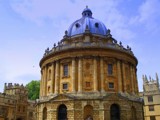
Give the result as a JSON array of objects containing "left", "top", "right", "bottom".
[{"left": 36, "top": 7, "right": 144, "bottom": 120}]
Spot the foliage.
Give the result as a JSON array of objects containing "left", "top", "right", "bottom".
[{"left": 26, "top": 80, "right": 40, "bottom": 100}]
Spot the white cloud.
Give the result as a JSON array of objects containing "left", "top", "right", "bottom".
[{"left": 130, "top": 0, "right": 160, "bottom": 31}]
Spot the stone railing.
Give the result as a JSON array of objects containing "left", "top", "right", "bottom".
[{"left": 43, "top": 37, "right": 133, "bottom": 57}]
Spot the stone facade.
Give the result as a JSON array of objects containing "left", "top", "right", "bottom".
[
  {"left": 0, "top": 83, "right": 36, "bottom": 120},
  {"left": 140, "top": 74, "right": 160, "bottom": 120},
  {"left": 36, "top": 7, "right": 144, "bottom": 120}
]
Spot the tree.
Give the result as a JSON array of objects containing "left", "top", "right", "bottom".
[{"left": 26, "top": 80, "right": 40, "bottom": 100}]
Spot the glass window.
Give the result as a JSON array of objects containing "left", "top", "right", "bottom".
[
  {"left": 149, "top": 105, "right": 154, "bottom": 111},
  {"left": 63, "top": 65, "right": 68, "bottom": 76},
  {"left": 63, "top": 83, "right": 68, "bottom": 90},
  {"left": 108, "top": 64, "right": 113, "bottom": 75},
  {"left": 148, "top": 96, "right": 153, "bottom": 102},
  {"left": 150, "top": 116, "right": 156, "bottom": 120},
  {"left": 109, "top": 83, "right": 114, "bottom": 89}
]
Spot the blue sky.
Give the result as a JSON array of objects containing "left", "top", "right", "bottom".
[{"left": 0, "top": 0, "right": 160, "bottom": 92}]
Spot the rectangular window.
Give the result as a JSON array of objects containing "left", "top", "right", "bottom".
[
  {"left": 63, "top": 64, "right": 68, "bottom": 76},
  {"left": 108, "top": 64, "right": 113, "bottom": 75},
  {"left": 109, "top": 82, "right": 114, "bottom": 89},
  {"left": 148, "top": 96, "right": 153, "bottom": 102},
  {"left": 150, "top": 116, "right": 156, "bottom": 120},
  {"left": 149, "top": 105, "right": 154, "bottom": 111},
  {"left": 63, "top": 83, "right": 68, "bottom": 90}
]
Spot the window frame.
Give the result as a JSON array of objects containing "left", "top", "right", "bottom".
[
  {"left": 108, "top": 82, "right": 114, "bottom": 89},
  {"left": 62, "top": 83, "right": 68, "bottom": 90},
  {"left": 63, "top": 64, "right": 69, "bottom": 77},
  {"left": 150, "top": 116, "right": 156, "bottom": 120},
  {"left": 148, "top": 96, "right": 153, "bottom": 102},
  {"left": 149, "top": 105, "right": 154, "bottom": 111},
  {"left": 107, "top": 64, "right": 113, "bottom": 75}
]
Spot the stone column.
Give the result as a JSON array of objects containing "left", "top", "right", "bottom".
[
  {"left": 100, "top": 57, "right": 105, "bottom": 92},
  {"left": 117, "top": 60, "right": 122, "bottom": 92},
  {"left": 44, "top": 66, "right": 47, "bottom": 96},
  {"left": 134, "top": 68, "right": 138, "bottom": 94},
  {"left": 72, "top": 58, "right": 76, "bottom": 93},
  {"left": 51, "top": 62, "right": 55, "bottom": 94},
  {"left": 130, "top": 65, "right": 134, "bottom": 94},
  {"left": 78, "top": 58, "right": 82, "bottom": 93},
  {"left": 42, "top": 67, "right": 45, "bottom": 96},
  {"left": 122, "top": 62, "right": 127, "bottom": 93},
  {"left": 55, "top": 61, "right": 60, "bottom": 94},
  {"left": 93, "top": 57, "right": 98, "bottom": 92}
]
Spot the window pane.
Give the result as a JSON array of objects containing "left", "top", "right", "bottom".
[
  {"left": 109, "top": 83, "right": 114, "bottom": 89},
  {"left": 149, "top": 105, "right": 154, "bottom": 111},
  {"left": 63, "top": 65, "right": 68, "bottom": 76},
  {"left": 150, "top": 116, "right": 156, "bottom": 120},
  {"left": 63, "top": 84, "right": 68, "bottom": 90},
  {"left": 108, "top": 64, "right": 113, "bottom": 75},
  {"left": 148, "top": 96, "right": 153, "bottom": 102}
]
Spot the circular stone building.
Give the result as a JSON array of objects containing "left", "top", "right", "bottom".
[{"left": 36, "top": 7, "right": 144, "bottom": 120}]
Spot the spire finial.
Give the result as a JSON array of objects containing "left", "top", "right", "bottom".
[{"left": 86, "top": 5, "right": 88, "bottom": 8}]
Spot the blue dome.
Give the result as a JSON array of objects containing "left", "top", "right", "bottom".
[{"left": 67, "top": 6, "right": 108, "bottom": 37}]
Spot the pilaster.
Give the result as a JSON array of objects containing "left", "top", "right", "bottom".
[
  {"left": 117, "top": 60, "right": 122, "bottom": 92},
  {"left": 55, "top": 61, "right": 60, "bottom": 94},
  {"left": 93, "top": 57, "right": 98, "bottom": 92},
  {"left": 78, "top": 58, "right": 83, "bottom": 93},
  {"left": 100, "top": 57, "right": 105, "bottom": 92},
  {"left": 51, "top": 62, "right": 55, "bottom": 94},
  {"left": 72, "top": 58, "right": 76, "bottom": 93}
]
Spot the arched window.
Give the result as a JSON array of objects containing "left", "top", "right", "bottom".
[
  {"left": 84, "top": 105, "right": 93, "bottom": 120},
  {"left": 110, "top": 104, "right": 120, "bottom": 120},
  {"left": 43, "top": 107, "right": 47, "bottom": 120},
  {"left": 131, "top": 106, "right": 137, "bottom": 120},
  {"left": 58, "top": 104, "right": 67, "bottom": 120}
]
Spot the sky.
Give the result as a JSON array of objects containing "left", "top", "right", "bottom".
[{"left": 0, "top": 0, "right": 160, "bottom": 92}]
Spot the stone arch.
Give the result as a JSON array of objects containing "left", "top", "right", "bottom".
[
  {"left": 84, "top": 105, "right": 93, "bottom": 120},
  {"left": 43, "top": 107, "right": 47, "bottom": 120},
  {"left": 58, "top": 104, "right": 67, "bottom": 120},
  {"left": 110, "top": 104, "right": 120, "bottom": 120},
  {"left": 131, "top": 106, "right": 137, "bottom": 120}
]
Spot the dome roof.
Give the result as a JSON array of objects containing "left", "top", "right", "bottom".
[{"left": 67, "top": 6, "right": 108, "bottom": 37}]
